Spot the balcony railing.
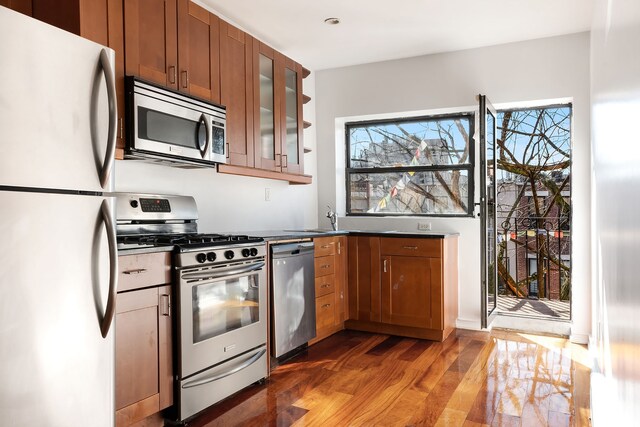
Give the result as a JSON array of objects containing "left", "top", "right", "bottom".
[{"left": 496, "top": 216, "right": 571, "bottom": 301}]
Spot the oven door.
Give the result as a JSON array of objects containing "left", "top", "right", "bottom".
[
  {"left": 132, "top": 91, "right": 212, "bottom": 164},
  {"left": 178, "top": 260, "right": 267, "bottom": 378}
]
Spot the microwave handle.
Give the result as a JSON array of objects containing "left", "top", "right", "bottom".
[
  {"left": 99, "top": 49, "right": 117, "bottom": 189},
  {"left": 199, "top": 113, "right": 211, "bottom": 159}
]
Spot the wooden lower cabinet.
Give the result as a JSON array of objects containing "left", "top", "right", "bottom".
[
  {"left": 346, "top": 235, "right": 458, "bottom": 341},
  {"left": 116, "top": 252, "right": 173, "bottom": 427},
  {"left": 309, "top": 236, "right": 347, "bottom": 344}
]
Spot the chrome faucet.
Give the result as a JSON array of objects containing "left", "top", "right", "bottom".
[{"left": 326, "top": 205, "right": 338, "bottom": 231}]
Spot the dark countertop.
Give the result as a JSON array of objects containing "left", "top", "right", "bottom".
[
  {"left": 245, "top": 229, "right": 458, "bottom": 242},
  {"left": 117, "top": 230, "right": 459, "bottom": 254}
]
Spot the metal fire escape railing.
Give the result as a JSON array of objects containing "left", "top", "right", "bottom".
[{"left": 497, "top": 216, "right": 571, "bottom": 300}]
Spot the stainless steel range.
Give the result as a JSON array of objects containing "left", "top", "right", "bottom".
[{"left": 116, "top": 193, "right": 268, "bottom": 423}]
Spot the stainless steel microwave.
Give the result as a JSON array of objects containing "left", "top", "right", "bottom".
[{"left": 125, "top": 77, "right": 226, "bottom": 167}]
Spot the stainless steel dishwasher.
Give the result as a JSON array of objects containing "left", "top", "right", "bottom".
[{"left": 271, "top": 241, "right": 316, "bottom": 358}]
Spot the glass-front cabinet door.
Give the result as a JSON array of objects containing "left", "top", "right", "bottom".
[
  {"left": 254, "top": 42, "right": 279, "bottom": 171},
  {"left": 253, "top": 41, "right": 304, "bottom": 174},
  {"left": 281, "top": 56, "right": 303, "bottom": 174}
]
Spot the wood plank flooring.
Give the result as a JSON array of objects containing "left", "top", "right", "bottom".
[{"left": 187, "top": 329, "right": 591, "bottom": 427}]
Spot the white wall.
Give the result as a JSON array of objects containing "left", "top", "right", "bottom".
[
  {"left": 114, "top": 73, "right": 319, "bottom": 234},
  {"left": 590, "top": 0, "right": 640, "bottom": 423},
  {"left": 314, "top": 33, "right": 591, "bottom": 338}
]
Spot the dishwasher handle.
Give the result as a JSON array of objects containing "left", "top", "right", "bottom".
[{"left": 271, "top": 241, "right": 315, "bottom": 258}]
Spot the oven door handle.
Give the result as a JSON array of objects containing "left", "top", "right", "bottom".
[
  {"left": 182, "top": 348, "right": 266, "bottom": 389},
  {"left": 181, "top": 261, "right": 265, "bottom": 281}
]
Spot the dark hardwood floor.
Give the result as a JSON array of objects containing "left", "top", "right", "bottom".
[{"left": 186, "top": 329, "right": 591, "bottom": 427}]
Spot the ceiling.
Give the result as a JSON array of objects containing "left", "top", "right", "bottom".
[{"left": 200, "top": 0, "right": 593, "bottom": 71}]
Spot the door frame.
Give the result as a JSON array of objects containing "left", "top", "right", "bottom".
[{"left": 479, "top": 94, "right": 498, "bottom": 328}]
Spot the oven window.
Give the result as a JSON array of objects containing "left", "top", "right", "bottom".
[
  {"left": 192, "top": 273, "right": 260, "bottom": 343},
  {"left": 138, "top": 107, "right": 201, "bottom": 149}
]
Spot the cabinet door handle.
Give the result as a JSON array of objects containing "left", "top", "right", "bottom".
[
  {"left": 226, "top": 142, "right": 230, "bottom": 159},
  {"left": 181, "top": 70, "right": 189, "bottom": 88},
  {"left": 383, "top": 259, "right": 387, "bottom": 273},
  {"left": 338, "top": 241, "right": 341, "bottom": 254},
  {"left": 321, "top": 244, "right": 330, "bottom": 249},
  {"left": 321, "top": 284, "right": 331, "bottom": 288},
  {"left": 168, "top": 65, "right": 176, "bottom": 84},
  {"left": 321, "top": 303, "right": 331, "bottom": 309},
  {"left": 118, "top": 117, "right": 124, "bottom": 140},
  {"left": 282, "top": 154, "right": 288, "bottom": 168},
  {"left": 122, "top": 268, "right": 147, "bottom": 275},
  {"left": 402, "top": 246, "right": 418, "bottom": 250},
  {"left": 160, "top": 294, "right": 171, "bottom": 316},
  {"left": 321, "top": 264, "right": 331, "bottom": 269}
]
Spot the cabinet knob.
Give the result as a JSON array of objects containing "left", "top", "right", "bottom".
[{"left": 168, "top": 65, "right": 176, "bottom": 84}]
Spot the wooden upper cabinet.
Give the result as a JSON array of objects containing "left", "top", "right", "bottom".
[
  {"left": 220, "top": 20, "right": 254, "bottom": 167},
  {"left": 177, "top": 0, "right": 220, "bottom": 103},
  {"left": 124, "top": 0, "right": 178, "bottom": 89},
  {"left": 1, "top": 0, "right": 32, "bottom": 15},
  {"left": 253, "top": 44, "right": 304, "bottom": 175}
]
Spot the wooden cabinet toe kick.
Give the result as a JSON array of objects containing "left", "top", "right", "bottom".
[{"left": 344, "top": 319, "right": 454, "bottom": 342}]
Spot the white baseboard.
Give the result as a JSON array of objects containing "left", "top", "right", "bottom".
[
  {"left": 456, "top": 318, "right": 481, "bottom": 331},
  {"left": 570, "top": 333, "right": 589, "bottom": 345}
]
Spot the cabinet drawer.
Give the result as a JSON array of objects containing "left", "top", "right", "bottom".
[
  {"left": 316, "top": 293, "right": 335, "bottom": 330},
  {"left": 315, "top": 274, "right": 335, "bottom": 297},
  {"left": 118, "top": 252, "right": 171, "bottom": 292},
  {"left": 314, "top": 237, "right": 336, "bottom": 257},
  {"left": 314, "top": 255, "right": 335, "bottom": 277},
  {"left": 380, "top": 237, "right": 442, "bottom": 258}
]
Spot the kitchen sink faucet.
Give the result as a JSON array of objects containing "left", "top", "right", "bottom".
[{"left": 326, "top": 205, "right": 338, "bottom": 231}]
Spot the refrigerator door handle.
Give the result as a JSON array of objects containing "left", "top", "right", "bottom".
[
  {"left": 100, "top": 199, "right": 118, "bottom": 338},
  {"left": 99, "top": 49, "right": 117, "bottom": 189}
]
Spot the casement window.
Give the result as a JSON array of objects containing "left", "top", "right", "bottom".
[{"left": 346, "top": 113, "right": 474, "bottom": 216}]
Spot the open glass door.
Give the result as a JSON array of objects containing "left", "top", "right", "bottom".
[{"left": 479, "top": 94, "right": 498, "bottom": 328}]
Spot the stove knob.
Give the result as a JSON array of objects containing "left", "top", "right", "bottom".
[
  {"left": 250, "top": 248, "right": 258, "bottom": 257},
  {"left": 241, "top": 248, "right": 251, "bottom": 258},
  {"left": 206, "top": 252, "right": 216, "bottom": 262},
  {"left": 224, "top": 250, "right": 235, "bottom": 260},
  {"left": 196, "top": 253, "right": 207, "bottom": 263}
]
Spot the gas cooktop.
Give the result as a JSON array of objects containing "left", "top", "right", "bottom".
[{"left": 117, "top": 233, "right": 264, "bottom": 250}]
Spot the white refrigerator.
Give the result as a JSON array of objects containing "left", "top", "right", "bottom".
[{"left": 0, "top": 7, "right": 117, "bottom": 426}]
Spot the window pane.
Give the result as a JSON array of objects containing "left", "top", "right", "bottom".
[
  {"left": 349, "top": 116, "right": 471, "bottom": 168},
  {"left": 349, "top": 170, "right": 469, "bottom": 215}
]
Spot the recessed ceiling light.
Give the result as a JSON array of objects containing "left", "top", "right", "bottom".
[{"left": 324, "top": 17, "right": 340, "bottom": 25}]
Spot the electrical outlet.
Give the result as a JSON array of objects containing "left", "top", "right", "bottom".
[
  {"left": 265, "top": 188, "right": 271, "bottom": 201},
  {"left": 418, "top": 222, "right": 431, "bottom": 231}
]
